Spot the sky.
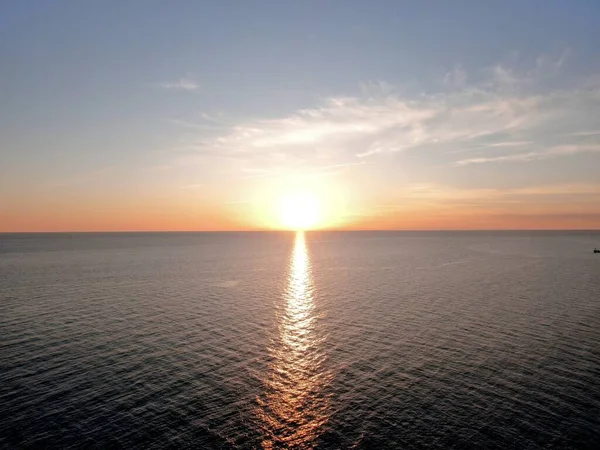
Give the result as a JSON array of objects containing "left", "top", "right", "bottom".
[{"left": 2, "top": 0, "right": 600, "bottom": 231}]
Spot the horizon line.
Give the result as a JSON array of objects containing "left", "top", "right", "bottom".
[{"left": 1, "top": 228, "right": 599, "bottom": 234}]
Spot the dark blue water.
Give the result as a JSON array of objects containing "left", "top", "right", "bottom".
[{"left": 1, "top": 231, "right": 599, "bottom": 449}]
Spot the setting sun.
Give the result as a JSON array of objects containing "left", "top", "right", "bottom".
[
  {"left": 279, "top": 193, "right": 321, "bottom": 230},
  {"left": 250, "top": 177, "right": 351, "bottom": 231}
]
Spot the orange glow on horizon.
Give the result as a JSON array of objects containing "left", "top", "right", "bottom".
[{"left": 1, "top": 184, "right": 599, "bottom": 232}]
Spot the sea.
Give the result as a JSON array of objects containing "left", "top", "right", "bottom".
[{"left": 1, "top": 231, "right": 599, "bottom": 449}]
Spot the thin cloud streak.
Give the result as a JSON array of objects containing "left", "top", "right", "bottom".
[
  {"left": 238, "top": 161, "right": 370, "bottom": 180},
  {"left": 401, "top": 182, "right": 600, "bottom": 201},
  {"left": 155, "top": 76, "right": 200, "bottom": 91},
  {"left": 482, "top": 141, "right": 534, "bottom": 148},
  {"left": 454, "top": 145, "right": 600, "bottom": 166}
]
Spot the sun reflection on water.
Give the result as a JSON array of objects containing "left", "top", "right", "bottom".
[{"left": 256, "top": 231, "right": 331, "bottom": 449}]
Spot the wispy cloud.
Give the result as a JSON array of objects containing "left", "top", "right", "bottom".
[
  {"left": 170, "top": 53, "right": 600, "bottom": 175},
  {"left": 481, "top": 141, "right": 533, "bottom": 148},
  {"left": 154, "top": 79, "right": 318, "bottom": 97},
  {"left": 380, "top": 182, "right": 600, "bottom": 214},
  {"left": 398, "top": 181, "right": 600, "bottom": 201},
  {"left": 454, "top": 144, "right": 600, "bottom": 166},
  {"left": 155, "top": 76, "right": 199, "bottom": 91},
  {"left": 563, "top": 130, "right": 600, "bottom": 137},
  {"left": 447, "top": 140, "right": 534, "bottom": 155},
  {"left": 443, "top": 64, "right": 467, "bottom": 88},
  {"left": 453, "top": 152, "right": 543, "bottom": 166},
  {"left": 360, "top": 179, "right": 600, "bottom": 229},
  {"left": 238, "top": 161, "right": 370, "bottom": 180}
]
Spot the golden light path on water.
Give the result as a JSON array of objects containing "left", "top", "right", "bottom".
[{"left": 256, "top": 231, "right": 331, "bottom": 449}]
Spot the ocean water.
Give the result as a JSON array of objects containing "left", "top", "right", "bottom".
[{"left": 1, "top": 231, "right": 599, "bottom": 449}]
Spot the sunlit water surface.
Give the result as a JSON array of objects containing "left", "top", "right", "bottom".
[{"left": 1, "top": 231, "right": 599, "bottom": 449}]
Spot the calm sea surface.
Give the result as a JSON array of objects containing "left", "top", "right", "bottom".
[{"left": 1, "top": 231, "right": 599, "bottom": 449}]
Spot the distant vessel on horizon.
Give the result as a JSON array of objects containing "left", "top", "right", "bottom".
[{"left": 594, "top": 248, "right": 600, "bottom": 254}]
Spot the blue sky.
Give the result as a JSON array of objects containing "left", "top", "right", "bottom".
[{"left": 2, "top": 1, "right": 600, "bottom": 230}]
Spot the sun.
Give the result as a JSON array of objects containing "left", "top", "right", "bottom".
[
  {"left": 254, "top": 177, "right": 349, "bottom": 230},
  {"left": 279, "top": 193, "right": 321, "bottom": 230}
]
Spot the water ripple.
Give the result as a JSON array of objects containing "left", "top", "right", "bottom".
[{"left": 1, "top": 231, "right": 599, "bottom": 448}]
